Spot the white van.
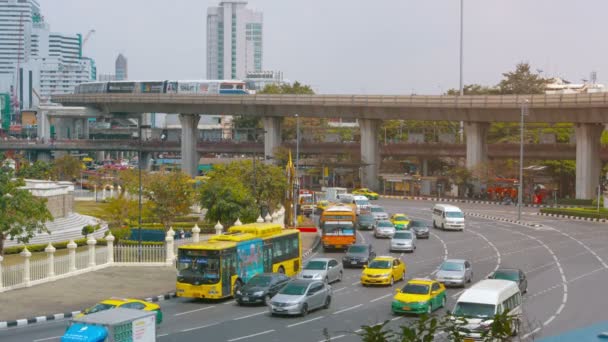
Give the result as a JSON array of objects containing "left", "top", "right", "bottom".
[
  {"left": 432, "top": 204, "right": 465, "bottom": 231},
  {"left": 452, "top": 279, "right": 523, "bottom": 339},
  {"left": 352, "top": 195, "right": 371, "bottom": 215}
]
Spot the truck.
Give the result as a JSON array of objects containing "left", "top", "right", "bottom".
[
  {"left": 322, "top": 187, "right": 348, "bottom": 203},
  {"left": 61, "top": 308, "right": 156, "bottom": 342},
  {"left": 298, "top": 189, "right": 315, "bottom": 216}
]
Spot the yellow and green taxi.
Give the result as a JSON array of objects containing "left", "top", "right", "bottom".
[
  {"left": 391, "top": 279, "right": 446, "bottom": 315},
  {"left": 316, "top": 200, "right": 331, "bottom": 211},
  {"left": 78, "top": 298, "right": 163, "bottom": 324},
  {"left": 390, "top": 213, "right": 411, "bottom": 230},
  {"left": 361, "top": 256, "right": 406, "bottom": 286},
  {"left": 353, "top": 188, "right": 379, "bottom": 200}
]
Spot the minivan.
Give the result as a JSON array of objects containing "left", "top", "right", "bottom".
[
  {"left": 352, "top": 195, "right": 371, "bottom": 215},
  {"left": 432, "top": 204, "right": 465, "bottom": 231},
  {"left": 452, "top": 279, "right": 523, "bottom": 339}
]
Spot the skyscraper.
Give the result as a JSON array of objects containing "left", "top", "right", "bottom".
[
  {"left": 206, "top": 1, "right": 262, "bottom": 80},
  {"left": 115, "top": 53, "right": 127, "bottom": 80}
]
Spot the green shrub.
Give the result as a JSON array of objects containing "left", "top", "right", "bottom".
[
  {"left": 556, "top": 198, "right": 593, "bottom": 206},
  {"left": 119, "top": 240, "right": 164, "bottom": 246},
  {"left": 130, "top": 222, "right": 213, "bottom": 230},
  {"left": 108, "top": 227, "right": 132, "bottom": 241},
  {"left": 541, "top": 207, "right": 608, "bottom": 219},
  {"left": 2, "top": 237, "right": 107, "bottom": 255}
]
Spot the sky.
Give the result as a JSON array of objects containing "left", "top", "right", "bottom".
[{"left": 41, "top": 0, "right": 608, "bottom": 95}]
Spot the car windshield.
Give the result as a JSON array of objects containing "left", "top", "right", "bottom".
[
  {"left": 453, "top": 302, "right": 496, "bottom": 318},
  {"left": 355, "top": 200, "right": 369, "bottom": 205},
  {"left": 492, "top": 270, "right": 519, "bottom": 281},
  {"left": 279, "top": 283, "right": 308, "bottom": 296},
  {"left": 247, "top": 275, "right": 272, "bottom": 287},
  {"left": 347, "top": 245, "right": 368, "bottom": 254},
  {"left": 368, "top": 260, "right": 391, "bottom": 269},
  {"left": 402, "top": 284, "right": 430, "bottom": 295},
  {"left": 86, "top": 303, "right": 116, "bottom": 314},
  {"left": 378, "top": 221, "right": 393, "bottom": 228},
  {"left": 393, "top": 232, "right": 412, "bottom": 239},
  {"left": 441, "top": 262, "right": 464, "bottom": 271},
  {"left": 371, "top": 207, "right": 384, "bottom": 213},
  {"left": 446, "top": 211, "right": 464, "bottom": 218},
  {"left": 177, "top": 251, "right": 221, "bottom": 284},
  {"left": 304, "top": 260, "right": 327, "bottom": 270},
  {"left": 394, "top": 215, "right": 407, "bottom": 221}
]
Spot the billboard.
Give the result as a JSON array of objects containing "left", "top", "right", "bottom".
[
  {"left": 21, "top": 110, "right": 37, "bottom": 126},
  {"left": 0, "top": 93, "right": 10, "bottom": 131}
]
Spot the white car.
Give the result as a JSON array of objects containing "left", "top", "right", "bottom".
[
  {"left": 370, "top": 205, "right": 389, "bottom": 221},
  {"left": 373, "top": 220, "right": 396, "bottom": 238},
  {"left": 297, "top": 258, "right": 343, "bottom": 283},
  {"left": 390, "top": 230, "right": 416, "bottom": 252}
]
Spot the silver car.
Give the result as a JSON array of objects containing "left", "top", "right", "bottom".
[
  {"left": 297, "top": 257, "right": 343, "bottom": 283},
  {"left": 390, "top": 230, "right": 416, "bottom": 252},
  {"left": 373, "top": 220, "right": 396, "bottom": 238},
  {"left": 269, "top": 280, "right": 332, "bottom": 316},
  {"left": 370, "top": 205, "right": 389, "bottom": 221},
  {"left": 435, "top": 259, "right": 473, "bottom": 287}
]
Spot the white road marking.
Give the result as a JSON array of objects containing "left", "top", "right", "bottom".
[
  {"left": 174, "top": 305, "right": 216, "bottom": 316},
  {"left": 158, "top": 333, "right": 169, "bottom": 337},
  {"left": 227, "top": 329, "right": 275, "bottom": 342},
  {"left": 351, "top": 280, "right": 361, "bottom": 286},
  {"left": 333, "top": 286, "right": 347, "bottom": 292},
  {"left": 223, "top": 300, "right": 236, "bottom": 305},
  {"left": 181, "top": 322, "right": 219, "bottom": 332},
  {"left": 357, "top": 230, "right": 367, "bottom": 244},
  {"left": 233, "top": 310, "right": 267, "bottom": 320},
  {"left": 370, "top": 293, "right": 392, "bottom": 303},
  {"left": 287, "top": 316, "right": 324, "bottom": 328},
  {"left": 333, "top": 303, "right": 363, "bottom": 315},
  {"left": 468, "top": 228, "right": 501, "bottom": 278},
  {"left": 33, "top": 337, "right": 61, "bottom": 342},
  {"left": 317, "top": 334, "right": 345, "bottom": 342}
]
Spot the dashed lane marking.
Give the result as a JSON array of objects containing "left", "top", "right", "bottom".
[
  {"left": 33, "top": 337, "right": 61, "bottom": 342},
  {"left": 181, "top": 322, "right": 219, "bottom": 332},
  {"left": 232, "top": 311, "right": 267, "bottom": 321},
  {"left": 369, "top": 294, "right": 392, "bottom": 303},
  {"left": 174, "top": 306, "right": 216, "bottom": 316},
  {"left": 286, "top": 316, "right": 324, "bottom": 328},
  {"left": 227, "top": 329, "right": 275, "bottom": 342},
  {"left": 333, "top": 304, "right": 363, "bottom": 315},
  {"left": 333, "top": 287, "right": 347, "bottom": 293}
]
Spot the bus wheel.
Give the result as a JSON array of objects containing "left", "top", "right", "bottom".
[
  {"left": 278, "top": 266, "right": 285, "bottom": 274},
  {"left": 233, "top": 280, "right": 243, "bottom": 296}
]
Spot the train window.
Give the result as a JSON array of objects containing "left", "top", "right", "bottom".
[
  {"left": 236, "top": 84, "right": 244, "bottom": 89},
  {"left": 220, "top": 84, "right": 235, "bottom": 89}
]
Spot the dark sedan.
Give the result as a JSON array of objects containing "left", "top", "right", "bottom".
[
  {"left": 235, "top": 273, "right": 291, "bottom": 305},
  {"left": 356, "top": 213, "right": 375, "bottom": 230},
  {"left": 410, "top": 220, "right": 430, "bottom": 239},
  {"left": 342, "top": 244, "right": 375, "bottom": 268},
  {"left": 488, "top": 268, "right": 528, "bottom": 294}
]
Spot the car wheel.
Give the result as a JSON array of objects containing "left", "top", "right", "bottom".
[
  {"left": 278, "top": 266, "right": 285, "bottom": 274},
  {"left": 441, "top": 223, "right": 445, "bottom": 230},
  {"left": 323, "top": 296, "right": 331, "bottom": 309},
  {"left": 511, "top": 319, "right": 520, "bottom": 336},
  {"left": 338, "top": 271, "right": 343, "bottom": 282},
  {"left": 427, "top": 303, "right": 432, "bottom": 315},
  {"left": 325, "top": 276, "right": 329, "bottom": 284},
  {"left": 468, "top": 272, "right": 473, "bottom": 283},
  {"left": 233, "top": 280, "right": 243, "bottom": 297},
  {"left": 301, "top": 303, "right": 308, "bottom": 317},
  {"left": 264, "top": 294, "right": 272, "bottom": 306},
  {"left": 441, "top": 296, "right": 446, "bottom": 308},
  {"left": 401, "top": 270, "right": 406, "bottom": 281},
  {"left": 389, "top": 277, "right": 394, "bottom": 286}
]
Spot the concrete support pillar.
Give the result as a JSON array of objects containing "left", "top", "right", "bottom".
[
  {"left": 465, "top": 122, "right": 489, "bottom": 170},
  {"left": 96, "top": 151, "right": 105, "bottom": 161},
  {"left": 37, "top": 151, "right": 52, "bottom": 163},
  {"left": 422, "top": 159, "right": 429, "bottom": 177},
  {"left": 140, "top": 152, "right": 152, "bottom": 171},
  {"left": 360, "top": 118, "right": 381, "bottom": 191},
  {"left": 575, "top": 123, "right": 603, "bottom": 199},
  {"left": 82, "top": 119, "right": 89, "bottom": 139},
  {"left": 179, "top": 114, "right": 200, "bottom": 177},
  {"left": 262, "top": 117, "right": 282, "bottom": 163},
  {"left": 37, "top": 109, "right": 51, "bottom": 143}
]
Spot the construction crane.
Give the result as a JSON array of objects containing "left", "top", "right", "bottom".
[{"left": 82, "top": 29, "right": 96, "bottom": 49}]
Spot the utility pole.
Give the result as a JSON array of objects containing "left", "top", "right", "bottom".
[
  {"left": 518, "top": 100, "right": 528, "bottom": 221},
  {"left": 458, "top": 0, "right": 465, "bottom": 142}
]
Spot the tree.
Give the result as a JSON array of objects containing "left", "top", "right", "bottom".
[
  {"left": 115, "top": 169, "right": 150, "bottom": 197},
  {"left": 199, "top": 175, "right": 258, "bottom": 227},
  {"left": 144, "top": 171, "right": 195, "bottom": 230},
  {"left": 0, "top": 167, "right": 53, "bottom": 255},
  {"left": 16, "top": 160, "right": 53, "bottom": 180},
  {"left": 52, "top": 155, "right": 83, "bottom": 181},
  {"left": 498, "top": 62, "right": 549, "bottom": 95},
  {"left": 103, "top": 196, "right": 142, "bottom": 228},
  {"left": 447, "top": 166, "right": 473, "bottom": 198}
]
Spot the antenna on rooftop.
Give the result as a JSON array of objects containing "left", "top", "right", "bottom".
[{"left": 591, "top": 71, "right": 597, "bottom": 85}]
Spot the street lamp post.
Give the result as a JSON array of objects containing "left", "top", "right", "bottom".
[
  {"left": 518, "top": 100, "right": 529, "bottom": 221},
  {"left": 458, "top": 0, "right": 465, "bottom": 142},
  {"left": 294, "top": 114, "right": 300, "bottom": 227},
  {"left": 138, "top": 120, "right": 152, "bottom": 262}
]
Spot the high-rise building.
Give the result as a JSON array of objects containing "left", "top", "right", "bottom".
[
  {"left": 115, "top": 53, "right": 127, "bottom": 80},
  {"left": 206, "top": 1, "right": 262, "bottom": 80}
]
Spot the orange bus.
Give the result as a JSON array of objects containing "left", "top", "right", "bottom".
[{"left": 319, "top": 205, "right": 356, "bottom": 251}]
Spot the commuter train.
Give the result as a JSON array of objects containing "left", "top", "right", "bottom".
[{"left": 74, "top": 80, "right": 249, "bottom": 95}]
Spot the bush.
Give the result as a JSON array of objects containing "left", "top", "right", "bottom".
[
  {"left": 2, "top": 237, "right": 108, "bottom": 255},
  {"left": 130, "top": 222, "right": 213, "bottom": 230},
  {"left": 119, "top": 240, "right": 164, "bottom": 246},
  {"left": 107, "top": 227, "right": 132, "bottom": 241},
  {"left": 541, "top": 207, "right": 608, "bottom": 219},
  {"left": 556, "top": 198, "right": 593, "bottom": 206}
]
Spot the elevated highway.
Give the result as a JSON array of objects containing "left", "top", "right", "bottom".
[{"left": 49, "top": 92, "right": 608, "bottom": 198}]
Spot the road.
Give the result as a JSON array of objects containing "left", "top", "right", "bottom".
[{"left": 2, "top": 199, "right": 607, "bottom": 341}]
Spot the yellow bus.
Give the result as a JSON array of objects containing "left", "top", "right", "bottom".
[{"left": 176, "top": 223, "right": 301, "bottom": 300}]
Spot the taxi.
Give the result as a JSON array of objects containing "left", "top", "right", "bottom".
[
  {"left": 352, "top": 188, "right": 379, "bottom": 200},
  {"left": 390, "top": 213, "right": 411, "bottom": 230},
  {"left": 316, "top": 200, "right": 331, "bottom": 211},
  {"left": 78, "top": 298, "right": 163, "bottom": 324},
  {"left": 391, "top": 278, "right": 446, "bottom": 315},
  {"left": 361, "top": 256, "right": 406, "bottom": 286}
]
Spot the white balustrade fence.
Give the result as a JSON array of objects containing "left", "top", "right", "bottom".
[{"left": 114, "top": 244, "right": 166, "bottom": 264}]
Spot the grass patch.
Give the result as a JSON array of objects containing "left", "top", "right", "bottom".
[
  {"left": 74, "top": 201, "right": 108, "bottom": 217},
  {"left": 540, "top": 207, "right": 608, "bottom": 219},
  {"left": 1, "top": 245, "right": 88, "bottom": 267}
]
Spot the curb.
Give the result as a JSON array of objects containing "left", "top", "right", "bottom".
[
  {"left": 379, "top": 195, "right": 581, "bottom": 209},
  {"left": 536, "top": 212, "right": 608, "bottom": 223},
  {"left": 0, "top": 234, "right": 323, "bottom": 330},
  {"left": 464, "top": 212, "right": 544, "bottom": 228}
]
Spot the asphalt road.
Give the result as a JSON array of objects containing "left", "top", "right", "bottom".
[{"left": 2, "top": 199, "right": 607, "bottom": 342}]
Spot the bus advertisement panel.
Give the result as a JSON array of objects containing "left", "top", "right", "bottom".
[{"left": 236, "top": 239, "right": 263, "bottom": 283}]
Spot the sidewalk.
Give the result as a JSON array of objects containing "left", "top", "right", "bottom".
[{"left": 0, "top": 232, "right": 319, "bottom": 324}]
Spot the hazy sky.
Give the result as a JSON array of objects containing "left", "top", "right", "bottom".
[{"left": 42, "top": 0, "right": 608, "bottom": 94}]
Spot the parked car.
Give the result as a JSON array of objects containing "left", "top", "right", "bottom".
[
  {"left": 352, "top": 188, "right": 379, "bottom": 200},
  {"left": 392, "top": 278, "right": 447, "bottom": 315},
  {"left": 297, "top": 257, "right": 343, "bottom": 283},
  {"left": 488, "top": 268, "right": 528, "bottom": 294},
  {"left": 370, "top": 205, "right": 389, "bottom": 221},
  {"left": 435, "top": 259, "right": 473, "bottom": 287},
  {"left": 235, "top": 273, "right": 291, "bottom": 306},
  {"left": 390, "top": 230, "right": 416, "bottom": 253},
  {"left": 409, "top": 220, "right": 430, "bottom": 239},
  {"left": 373, "top": 220, "right": 396, "bottom": 238},
  {"left": 269, "top": 280, "right": 332, "bottom": 316},
  {"left": 390, "top": 213, "right": 411, "bottom": 230},
  {"left": 361, "top": 256, "right": 406, "bottom": 286},
  {"left": 343, "top": 243, "right": 376, "bottom": 268},
  {"left": 78, "top": 298, "right": 163, "bottom": 324},
  {"left": 356, "top": 213, "right": 376, "bottom": 230}
]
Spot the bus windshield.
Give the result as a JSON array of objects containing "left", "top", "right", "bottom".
[
  {"left": 322, "top": 222, "right": 355, "bottom": 236},
  {"left": 177, "top": 251, "right": 221, "bottom": 285}
]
